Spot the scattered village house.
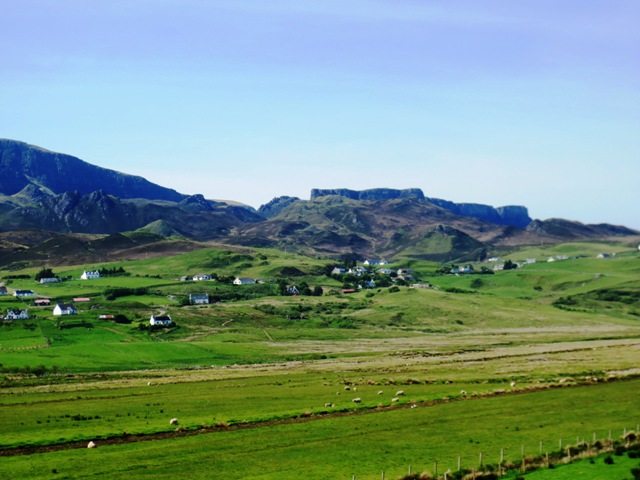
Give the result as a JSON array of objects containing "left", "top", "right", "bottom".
[
  {"left": 39, "top": 277, "right": 61, "bottom": 284},
  {"left": 189, "top": 293, "right": 209, "bottom": 305},
  {"left": 14, "top": 289, "right": 35, "bottom": 297},
  {"left": 286, "top": 285, "right": 300, "bottom": 295},
  {"left": 363, "top": 259, "right": 388, "bottom": 266},
  {"left": 80, "top": 270, "right": 100, "bottom": 280},
  {"left": 376, "top": 268, "right": 394, "bottom": 275},
  {"left": 331, "top": 267, "right": 346, "bottom": 276},
  {"left": 53, "top": 303, "right": 77, "bottom": 316},
  {"left": 6, "top": 309, "right": 29, "bottom": 320},
  {"left": 192, "top": 274, "right": 212, "bottom": 281},
  {"left": 0, "top": 286, "right": 7, "bottom": 295},
  {"left": 34, "top": 298, "right": 51, "bottom": 306},
  {"left": 150, "top": 314, "right": 173, "bottom": 326},
  {"left": 233, "top": 277, "right": 256, "bottom": 285}
]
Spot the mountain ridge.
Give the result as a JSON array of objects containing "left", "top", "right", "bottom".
[{"left": 0, "top": 139, "right": 637, "bottom": 266}]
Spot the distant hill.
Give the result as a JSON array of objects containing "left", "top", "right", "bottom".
[{"left": 0, "top": 139, "right": 185, "bottom": 201}]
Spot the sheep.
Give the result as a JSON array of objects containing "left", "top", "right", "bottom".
[
  {"left": 510, "top": 381, "right": 516, "bottom": 388},
  {"left": 395, "top": 390, "right": 405, "bottom": 396},
  {"left": 324, "top": 403, "right": 334, "bottom": 407},
  {"left": 352, "top": 397, "right": 361, "bottom": 403},
  {"left": 170, "top": 418, "right": 179, "bottom": 426},
  {"left": 391, "top": 397, "right": 399, "bottom": 402},
  {"left": 87, "top": 441, "right": 96, "bottom": 449},
  {"left": 377, "top": 390, "right": 384, "bottom": 395},
  {"left": 344, "top": 386, "right": 351, "bottom": 391},
  {"left": 460, "top": 390, "right": 467, "bottom": 397}
]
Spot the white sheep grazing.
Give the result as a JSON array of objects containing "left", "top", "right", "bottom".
[
  {"left": 395, "top": 390, "right": 405, "bottom": 396},
  {"left": 391, "top": 397, "right": 399, "bottom": 402},
  {"left": 352, "top": 397, "right": 361, "bottom": 403},
  {"left": 324, "top": 403, "right": 334, "bottom": 407},
  {"left": 147, "top": 381, "right": 152, "bottom": 386},
  {"left": 510, "top": 381, "right": 516, "bottom": 388},
  {"left": 170, "top": 418, "right": 179, "bottom": 425},
  {"left": 344, "top": 386, "right": 351, "bottom": 391},
  {"left": 87, "top": 441, "right": 96, "bottom": 449},
  {"left": 460, "top": 390, "right": 467, "bottom": 396},
  {"left": 378, "top": 390, "right": 384, "bottom": 395}
]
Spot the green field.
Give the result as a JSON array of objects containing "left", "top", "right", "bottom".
[{"left": 1, "top": 240, "right": 639, "bottom": 478}]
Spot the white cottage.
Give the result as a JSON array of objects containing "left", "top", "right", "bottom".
[
  {"left": 81, "top": 270, "right": 100, "bottom": 280},
  {"left": 150, "top": 314, "right": 173, "bottom": 326},
  {"left": 53, "top": 303, "right": 77, "bottom": 316}
]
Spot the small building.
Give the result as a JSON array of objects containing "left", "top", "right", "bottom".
[
  {"left": 331, "top": 267, "right": 346, "bottom": 276},
  {"left": 376, "top": 268, "right": 394, "bottom": 275},
  {"left": 286, "top": 286, "right": 300, "bottom": 295},
  {"left": 6, "top": 309, "right": 29, "bottom": 320},
  {"left": 180, "top": 276, "right": 190, "bottom": 282},
  {"left": 99, "top": 314, "right": 115, "bottom": 320},
  {"left": 192, "top": 274, "right": 212, "bottom": 281},
  {"left": 53, "top": 303, "right": 77, "bottom": 316},
  {"left": 34, "top": 298, "right": 51, "bottom": 306},
  {"left": 39, "top": 277, "right": 61, "bottom": 284},
  {"left": 73, "top": 297, "right": 91, "bottom": 303},
  {"left": 364, "top": 259, "right": 388, "bottom": 266},
  {"left": 0, "top": 286, "right": 7, "bottom": 295},
  {"left": 233, "top": 277, "right": 256, "bottom": 285},
  {"left": 189, "top": 293, "right": 209, "bottom": 305},
  {"left": 14, "top": 289, "right": 35, "bottom": 297},
  {"left": 81, "top": 270, "right": 100, "bottom": 280},
  {"left": 150, "top": 314, "right": 173, "bottom": 326}
]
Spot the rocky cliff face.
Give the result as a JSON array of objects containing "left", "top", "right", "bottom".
[
  {"left": 311, "top": 188, "right": 425, "bottom": 201},
  {"left": 0, "top": 139, "right": 185, "bottom": 201},
  {"left": 258, "top": 196, "right": 301, "bottom": 218},
  {"left": 308, "top": 188, "right": 532, "bottom": 229}
]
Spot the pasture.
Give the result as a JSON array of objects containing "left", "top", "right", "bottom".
[{"left": 0, "top": 240, "right": 639, "bottom": 478}]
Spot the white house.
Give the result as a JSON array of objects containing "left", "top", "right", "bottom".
[
  {"left": 376, "top": 268, "right": 394, "bottom": 275},
  {"left": 189, "top": 293, "right": 209, "bottom": 305},
  {"left": 233, "top": 277, "right": 256, "bottom": 285},
  {"left": 14, "top": 289, "right": 35, "bottom": 297},
  {"left": 39, "top": 277, "right": 61, "bottom": 284},
  {"left": 192, "top": 274, "right": 212, "bottom": 281},
  {"left": 53, "top": 303, "right": 77, "bottom": 316},
  {"left": 150, "top": 314, "right": 173, "bottom": 326},
  {"left": 364, "top": 259, "right": 388, "bottom": 266},
  {"left": 6, "top": 309, "right": 29, "bottom": 320},
  {"left": 331, "top": 267, "right": 346, "bottom": 276},
  {"left": 81, "top": 270, "right": 100, "bottom": 280}
]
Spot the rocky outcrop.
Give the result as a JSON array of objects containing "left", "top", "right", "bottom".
[
  {"left": 426, "top": 198, "right": 531, "bottom": 228},
  {"left": 258, "top": 196, "right": 301, "bottom": 218},
  {"left": 310, "top": 188, "right": 425, "bottom": 201},
  {"left": 308, "top": 188, "right": 531, "bottom": 228}
]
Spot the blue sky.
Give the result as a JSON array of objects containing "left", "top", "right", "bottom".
[{"left": 2, "top": 1, "right": 639, "bottom": 228}]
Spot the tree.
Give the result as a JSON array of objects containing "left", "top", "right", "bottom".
[
  {"left": 503, "top": 260, "right": 517, "bottom": 270},
  {"left": 35, "top": 268, "right": 55, "bottom": 281},
  {"left": 312, "top": 285, "right": 323, "bottom": 297}
]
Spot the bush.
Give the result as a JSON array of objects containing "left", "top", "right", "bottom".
[{"left": 604, "top": 455, "right": 614, "bottom": 464}]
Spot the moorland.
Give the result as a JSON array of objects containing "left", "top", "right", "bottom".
[{"left": 1, "top": 238, "right": 639, "bottom": 479}]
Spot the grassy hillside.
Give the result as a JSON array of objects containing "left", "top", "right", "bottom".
[{"left": 0, "top": 239, "right": 638, "bottom": 478}]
